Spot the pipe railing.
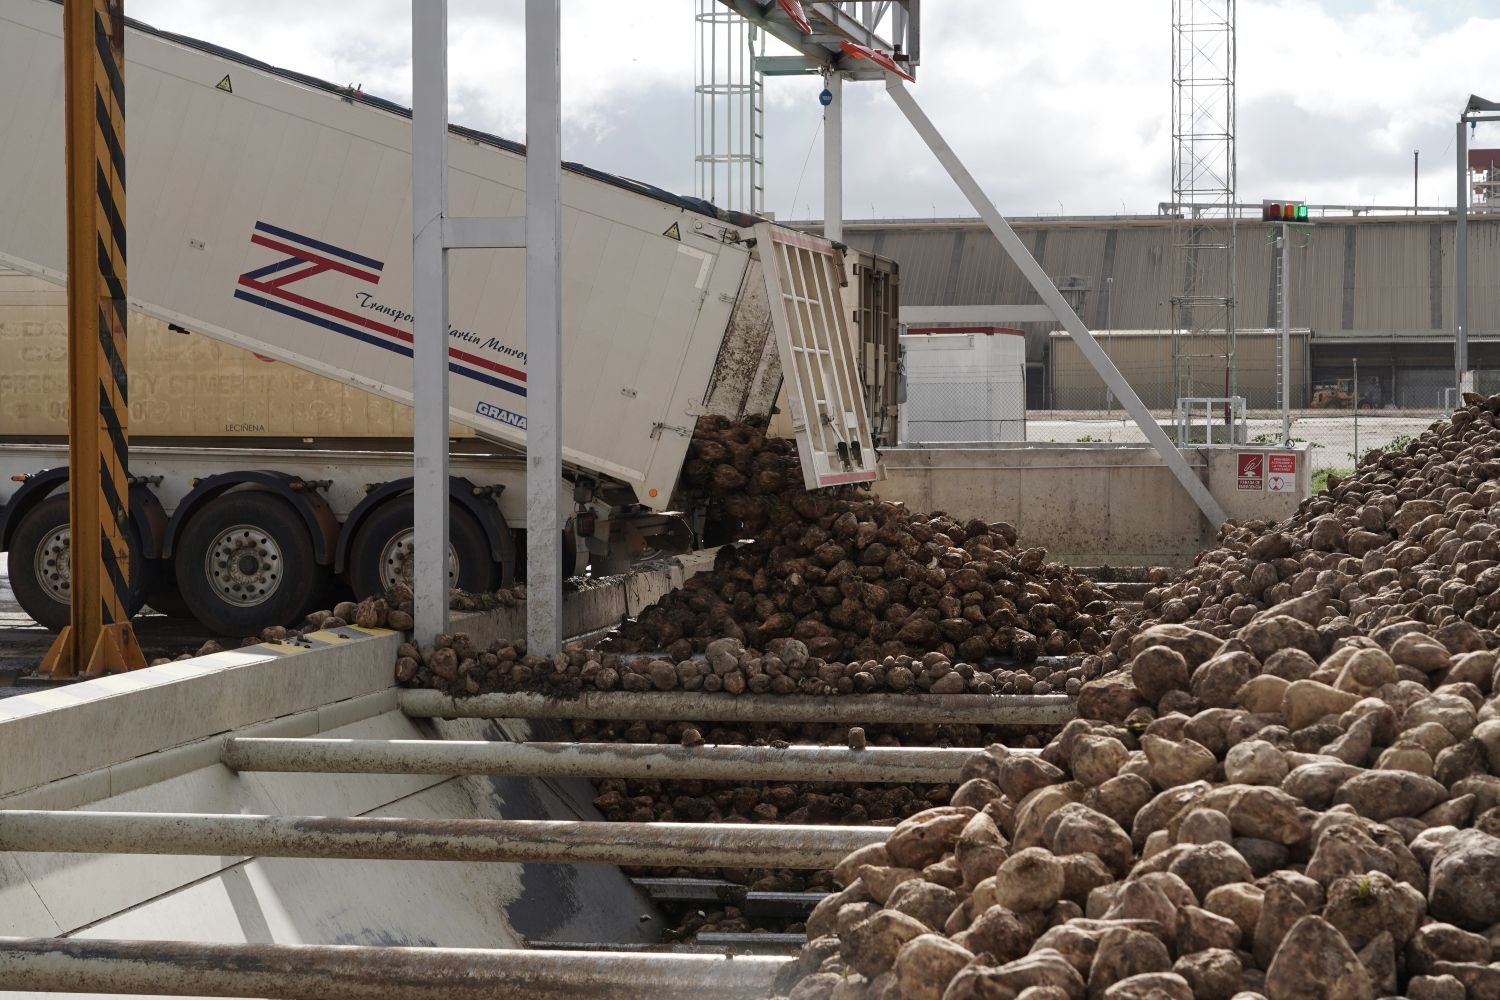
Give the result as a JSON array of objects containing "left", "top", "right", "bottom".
[
  {"left": 0, "top": 811, "right": 887, "bottom": 869},
  {"left": 0, "top": 937, "right": 792, "bottom": 1000},
  {"left": 222, "top": 737, "right": 987, "bottom": 783},
  {"left": 398, "top": 689, "right": 1075, "bottom": 725}
]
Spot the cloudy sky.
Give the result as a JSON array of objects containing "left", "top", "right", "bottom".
[{"left": 129, "top": 0, "right": 1500, "bottom": 221}]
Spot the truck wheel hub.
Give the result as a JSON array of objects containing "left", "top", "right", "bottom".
[
  {"left": 379, "top": 530, "right": 458, "bottom": 591},
  {"left": 34, "top": 526, "right": 72, "bottom": 603},
  {"left": 206, "top": 525, "right": 282, "bottom": 608}
]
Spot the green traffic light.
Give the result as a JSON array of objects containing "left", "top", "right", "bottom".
[{"left": 1295, "top": 203, "right": 1309, "bottom": 221}]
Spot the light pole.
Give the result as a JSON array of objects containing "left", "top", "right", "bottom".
[
  {"left": 1262, "top": 199, "right": 1308, "bottom": 446},
  {"left": 1456, "top": 96, "right": 1500, "bottom": 399},
  {"left": 1279, "top": 219, "right": 1291, "bottom": 445}
]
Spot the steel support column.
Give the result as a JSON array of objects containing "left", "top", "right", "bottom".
[
  {"left": 222, "top": 737, "right": 986, "bottom": 782},
  {"left": 883, "top": 77, "right": 1227, "bottom": 526},
  {"left": 823, "top": 71, "right": 842, "bottom": 242},
  {"left": 42, "top": 0, "right": 146, "bottom": 677},
  {"left": 0, "top": 938, "right": 791, "bottom": 1000},
  {"left": 398, "top": 688, "right": 1075, "bottom": 725},
  {"left": 411, "top": 0, "right": 451, "bottom": 644},
  {"left": 412, "top": 2, "right": 559, "bottom": 645},
  {"left": 0, "top": 811, "right": 886, "bottom": 869},
  {"left": 526, "top": 0, "right": 564, "bottom": 656},
  {"left": 1457, "top": 117, "right": 1468, "bottom": 397}
]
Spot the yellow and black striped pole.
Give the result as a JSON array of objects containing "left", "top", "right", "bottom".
[{"left": 41, "top": 0, "right": 145, "bottom": 676}]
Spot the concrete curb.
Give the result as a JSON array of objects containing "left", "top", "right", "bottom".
[{"left": 0, "top": 627, "right": 402, "bottom": 800}]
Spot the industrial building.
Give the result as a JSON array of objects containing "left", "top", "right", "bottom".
[{"left": 830, "top": 213, "right": 1500, "bottom": 409}]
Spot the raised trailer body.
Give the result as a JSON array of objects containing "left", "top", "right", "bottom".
[{"left": 0, "top": 1, "right": 880, "bottom": 635}]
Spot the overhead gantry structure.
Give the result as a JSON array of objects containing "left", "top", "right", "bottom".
[{"left": 717, "top": 1, "right": 1229, "bottom": 525}]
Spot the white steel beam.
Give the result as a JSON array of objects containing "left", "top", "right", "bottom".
[
  {"left": 411, "top": 0, "right": 451, "bottom": 644},
  {"left": 526, "top": 0, "right": 564, "bottom": 656},
  {"left": 883, "top": 78, "right": 1228, "bottom": 525},
  {"left": 824, "top": 72, "right": 843, "bottom": 242}
]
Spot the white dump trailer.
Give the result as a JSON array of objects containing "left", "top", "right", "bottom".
[{"left": 0, "top": 0, "right": 880, "bottom": 635}]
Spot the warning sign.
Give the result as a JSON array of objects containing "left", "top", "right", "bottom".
[
  {"left": 1236, "top": 452, "right": 1263, "bottom": 491},
  {"left": 1267, "top": 453, "right": 1297, "bottom": 494},
  {"left": 662, "top": 222, "right": 681, "bottom": 241},
  {"left": 216, "top": 74, "right": 233, "bottom": 93}
]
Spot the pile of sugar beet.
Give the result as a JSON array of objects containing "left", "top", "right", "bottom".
[
  {"left": 770, "top": 393, "right": 1500, "bottom": 1000},
  {"left": 398, "top": 414, "right": 1114, "bottom": 698}
]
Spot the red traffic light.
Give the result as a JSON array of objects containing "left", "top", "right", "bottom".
[{"left": 1263, "top": 201, "right": 1282, "bottom": 221}]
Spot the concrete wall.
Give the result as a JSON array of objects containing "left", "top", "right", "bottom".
[
  {"left": 1204, "top": 445, "right": 1311, "bottom": 525},
  {"left": 874, "top": 443, "right": 1311, "bottom": 566}
]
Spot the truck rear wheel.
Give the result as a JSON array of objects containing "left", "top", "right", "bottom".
[
  {"left": 8, "top": 494, "right": 148, "bottom": 633},
  {"left": 347, "top": 497, "right": 500, "bottom": 599},
  {"left": 174, "top": 491, "right": 327, "bottom": 636}
]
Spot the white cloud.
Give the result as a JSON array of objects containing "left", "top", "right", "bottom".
[{"left": 125, "top": 0, "right": 1500, "bottom": 219}]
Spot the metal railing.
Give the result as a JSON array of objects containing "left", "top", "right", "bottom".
[
  {"left": 0, "top": 811, "right": 886, "bottom": 869},
  {"left": 1172, "top": 396, "right": 1248, "bottom": 446},
  {"left": 222, "top": 737, "right": 984, "bottom": 783},
  {"left": 0, "top": 938, "right": 791, "bottom": 999},
  {"left": 0, "top": 687, "right": 1065, "bottom": 996},
  {"left": 397, "top": 688, "right": 1076, "bottom": 724}
]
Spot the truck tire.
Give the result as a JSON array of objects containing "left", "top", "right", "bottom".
[
  {"left": 346, "top": 497, "right": 500, "bottom": 599},
  {"left": 174, "top": 491, "right": 327, "bottom": 636},
  {"left": 7, "top": 493, "right": 148, "bottom": 633}
]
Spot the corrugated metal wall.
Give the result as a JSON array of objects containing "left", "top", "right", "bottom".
[{"left": 840, "top": 215, "right": 1500, "bottom": 358}]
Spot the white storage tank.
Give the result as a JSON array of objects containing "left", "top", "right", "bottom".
[{"left": 899, "top": 326, "right": 1027, "bottom": 444}]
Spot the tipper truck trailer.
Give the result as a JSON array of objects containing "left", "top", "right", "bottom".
[{"left": 0, "top": 0, "right": 889, "bottom": 636}]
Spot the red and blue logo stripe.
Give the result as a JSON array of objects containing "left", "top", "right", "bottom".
[{"left": 233, "top": 221, "right": 527, "bottom": 398}]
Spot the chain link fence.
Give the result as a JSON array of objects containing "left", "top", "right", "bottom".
[
  {"left": 899, "top": 377, "right": 1027, "bottom": 445},
  {"left": 1021, "top": 360, "right": 1493, "bottom": 489}
]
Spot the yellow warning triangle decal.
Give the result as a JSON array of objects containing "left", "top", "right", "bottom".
[
  {"left": 216, "top": 75, "right": 233, "bottom": 94},
  {"left": 662, "top": 222, "right": 681, "bottom": 241}
]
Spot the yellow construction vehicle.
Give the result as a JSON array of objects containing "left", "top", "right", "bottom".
[{"left": 1310, "top": 378, "right": 1375, "bottom": 409}]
